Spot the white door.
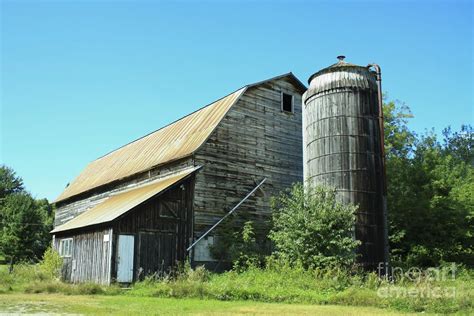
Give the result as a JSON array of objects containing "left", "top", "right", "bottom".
[{"left": 117, "top": 235, "right": 134, "bottom": 283}]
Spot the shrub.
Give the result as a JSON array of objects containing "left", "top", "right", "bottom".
[
  {"left": 269, "top": 183, "right": 360, "bottom": 269},
  {"left": 38, "top": 247, "right": 63, "bottom": 280},
  {"left": 210, "top": 219, "right": 267, "bottom": 269},
  {"left": 185, "top": 265, "right": 211, "bottom": 283}
]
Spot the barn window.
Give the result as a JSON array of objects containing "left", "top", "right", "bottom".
[
  {"left": 59, "top": 238, "right": 73, "bottom": 257},
  {"left": 281, "top": 92, "right": 293, "bottom": 113}
]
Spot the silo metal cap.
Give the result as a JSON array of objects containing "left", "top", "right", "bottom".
[
  {"left": 307, "top": 55, "right": 363, "bottom": 84},
  {"left": 304, "top": 56, "right": 378, "bottom": 101}
]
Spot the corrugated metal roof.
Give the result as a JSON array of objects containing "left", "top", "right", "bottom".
[
  {"left": 52, "top": 168, "right": 198, "bottom": 233},
  {"left": 55, "top": 73, "right": 306, "bottom": 203},
  {"left": 55, "top": 88, "right": 246, "bottom": 202}
]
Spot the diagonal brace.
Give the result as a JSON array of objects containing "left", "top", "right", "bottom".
[{"left": 186, "top": 178, "right": 267, "bottom": 252}]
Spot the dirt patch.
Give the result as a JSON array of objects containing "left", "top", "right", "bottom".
[{"left": 0, "top": 300, "right": 81, "bottom": 315}]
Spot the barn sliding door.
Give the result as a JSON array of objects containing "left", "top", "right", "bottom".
[
  {"left": 117, "top": 235, "right": 134, "bottom": 283},
  {"left": 137, "top": 230, "right": 177, "bottom": 279}
]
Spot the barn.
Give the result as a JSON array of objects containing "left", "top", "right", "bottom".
[{"left": 51, "top": 73, "right": 305, "bottom": 284}]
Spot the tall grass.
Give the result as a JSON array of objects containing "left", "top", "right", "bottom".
[
  {"left": 0, "top": 248, "right": 120, "bottom": 295},
  {"left": 0, "top": 263, "right": 121, "bottom": 295},
  {"left": 128, "top": 262, "right": 473, "bottom": 314},
  {"left": 0, "top": 263, "right": 47, "bottom": 293},
  {"left": 0, "top": 247, "right": 61, "bottom": 293},
  {"left": 1, "top": 258, "right": 472, "bottom": 313}
]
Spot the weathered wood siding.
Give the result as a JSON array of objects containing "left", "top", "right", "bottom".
[
  {"left": 53, "top": 74, "right": 306, "bottom": 273},
  {"left": 55, "top": 158, "right": 194, "bottom": 226},
  {"left": 111, "top": 176, "right": 195, "bottom": 281},
  {"left": 53, "top": 176, "right": 194, "bottom": 284},
  {"left": 54, "top": 228, "right": 113, "bottom": 285},
  {"left": 193, "top": 77, "right": 303, "bottom": 259}
]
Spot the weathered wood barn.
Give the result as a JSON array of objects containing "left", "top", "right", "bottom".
[{"left": 52, "top": 73, "right": 305, "bottom": 284}]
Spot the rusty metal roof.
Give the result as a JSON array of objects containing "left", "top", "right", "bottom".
[
  {"left": 55, "top": 73, "right": 306, "bottom": 203},
  {"left": 52, "top": 168, "right": 199, "bottom": 233},
  {"left": 55, "top": 88, "right": 246, "bottom": 202}
]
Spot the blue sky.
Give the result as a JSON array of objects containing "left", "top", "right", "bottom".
[{"left": 1, "top": 0, "right": 472, "bottom": 201}]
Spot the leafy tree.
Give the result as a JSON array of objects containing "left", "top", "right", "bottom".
[
  {"left": 0, "top": 165, "right": 26, "bottom": 258},
  {"left": 409, "top": 132, "right": 473, "bottom": 265},
  {"left": 383, "top": 101, "right": 473, "bottom": 267},
  {"left": 383, "top": 100, "right": 416, "bottom": 159},
  {"left": 0, "top": 165, "right": 54, "bottom": 269},
  {"left": 442, "top": 125, "right": 473, "bottom": 165},
  {"left": 0, "top": 166, "right": 24, "bottom": 214},
  {"left": 0, "top": 165, "right": 24, "bottom": 200},
  {"left": 269, "top": 184, "right": 359, "bottom": 269}
]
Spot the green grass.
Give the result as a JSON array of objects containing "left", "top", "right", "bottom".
[
  {"left": 1, "top": 263, "right": 472, "bottom": 314},
  {"left": 0, "top": 293, "right": 414, "bottom": 315},
  {"left": 125, "top": 265, "right": 473, "bottom": 314}
]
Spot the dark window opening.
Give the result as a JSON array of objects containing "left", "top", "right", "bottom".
[{"left": 282, "top": 93, "right": 293, "bottom": 113}]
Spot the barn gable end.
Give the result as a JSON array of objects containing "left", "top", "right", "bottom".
[{"left": 192, "top": 75, "right": 304, "bottom": 263}]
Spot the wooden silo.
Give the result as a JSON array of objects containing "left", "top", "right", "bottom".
[{"left": 302, "top": 56, "right": 388, "bottom": 269}]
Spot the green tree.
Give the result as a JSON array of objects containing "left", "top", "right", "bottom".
[
  {"left": 409, "top": 132, "right": 473, "bottom": 265},
  {"left": 0, "top": 166, "right": 54, "bottom": 269},
  {"left": 269, "top": 184, "right": 359, "bottom": 269},
  {"left": 0, "top": 165, "right": 24, "bottom": 200},
  {"left": 0, "top": 165, "right": 25, "bottom": 258},
  {"left": 383, "top": 101, "right": 473, "bottom": 267},
  {"left": 442, "top": 125, "right": 473, "bottom": 165},
  {"left": 383, "top": 100, "right": 415, "bottom": 159},
  {"left": 0, "top": 165, "right": 25, "bottom": 230}
]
